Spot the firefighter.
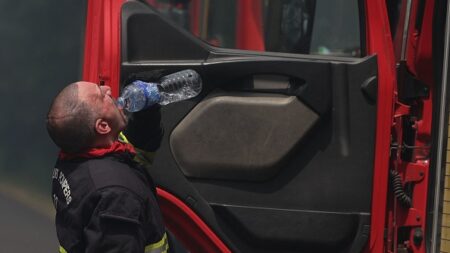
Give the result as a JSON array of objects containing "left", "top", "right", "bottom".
[{"left": 46, "top": 81, "right": 167, "bottom": 253}]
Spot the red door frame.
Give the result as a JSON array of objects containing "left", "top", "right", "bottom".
[
  {"left": 364, "top": 0, "right": 397, "bottom": 252},
  {"left": 386, "top": 0, "right": 435, "bottom": 252},
  {"left": 365, "top": 0, "right": 435, "bottom": 252},
  {"left": 82, "top": 0, "right": 122, "bottom": 97}
]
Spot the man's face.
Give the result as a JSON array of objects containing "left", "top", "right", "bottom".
[{"left": 78, "top": 82, "right": 128, "bottom": 134}]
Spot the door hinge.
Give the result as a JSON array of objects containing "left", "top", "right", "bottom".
[{"left": 387, "top": 62, "right": 429, "bottom": 253}]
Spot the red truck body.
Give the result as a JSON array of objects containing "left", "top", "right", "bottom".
[{"left": 81, "top": 1, "right": 449, "bottom": 252}]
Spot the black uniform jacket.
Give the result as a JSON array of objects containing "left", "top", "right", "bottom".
[{"left": 52, "top": 106, "right": 167, "bottom": 253}]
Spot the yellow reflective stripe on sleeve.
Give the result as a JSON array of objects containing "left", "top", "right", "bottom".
[
  {"left": 59, "top": 246, "right": 68, "bottom": 253},
  {"left": 118, "top": 132, "right": 130, "bottom": 143},
  {"left": 145, "top": 233, "right": 169, "bottom": 253}
]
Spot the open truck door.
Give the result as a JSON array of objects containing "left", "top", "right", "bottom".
[
  {"left": 120, "top": 1, "right": 381, "bottom": 252},
  {"left": 82, "top": 0, "right": 450, "bottom": 252}
]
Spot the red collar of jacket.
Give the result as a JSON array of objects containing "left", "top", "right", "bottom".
[{"left": 59, "top": 141, "right": 136, "bottom": 160}]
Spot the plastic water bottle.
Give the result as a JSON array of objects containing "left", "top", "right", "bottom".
[{"left": 116, "top": 69, "right": 202, "bottom": 112}]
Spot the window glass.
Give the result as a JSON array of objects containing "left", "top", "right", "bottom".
[{"left": 144, "top": 0, "right": 361, "bottom": 57}]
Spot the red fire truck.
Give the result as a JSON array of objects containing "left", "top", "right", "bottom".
[{"left": 81, "top": 0, "right": 450, "bottom": 252}]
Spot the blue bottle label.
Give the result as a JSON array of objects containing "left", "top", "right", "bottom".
[{"left": 132, "top": 80, "right": 161, "bottom": 108}]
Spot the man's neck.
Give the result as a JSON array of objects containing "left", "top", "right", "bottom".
[{"left": 93, "top": 134, "right": 118, "bottom": 149}]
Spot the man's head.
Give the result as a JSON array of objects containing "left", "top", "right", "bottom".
[{"left": 47, "top": 81, "right": 128, "bottom": 153}]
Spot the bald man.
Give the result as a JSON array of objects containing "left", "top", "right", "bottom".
[{"left": 47, "top": 81, "right": 168, "bottom": 253}]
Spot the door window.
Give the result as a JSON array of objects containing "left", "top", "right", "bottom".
[{"left": 143, "top": 0, "right": 362, "bottom": 57}]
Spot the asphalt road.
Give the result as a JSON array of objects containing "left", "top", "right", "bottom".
[
  {"left": 0, "top": 185, "right": 188, "bottom": 253},
  {"left": 0, "top": 191, "right": 57, "bottom": 253}
]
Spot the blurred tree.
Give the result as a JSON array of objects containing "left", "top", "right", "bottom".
[
  {"left": 0, "top": 1, "right": 87, "bottom": 251},
  {"left": 0, "top": 1, "right": 86, "bottom": 191}
]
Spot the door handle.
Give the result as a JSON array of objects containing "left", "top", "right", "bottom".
[{"left": 233, "top": 75, "right": 306, "bottom": 96}]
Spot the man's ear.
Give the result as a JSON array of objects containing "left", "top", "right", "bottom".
[{"left": 95, "top": 118, "right": 111, "bottom": 135}]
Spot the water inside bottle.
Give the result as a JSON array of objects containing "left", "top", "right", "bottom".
[{"left": 158, "top": 69, "right": 202, "bottom": 105}]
